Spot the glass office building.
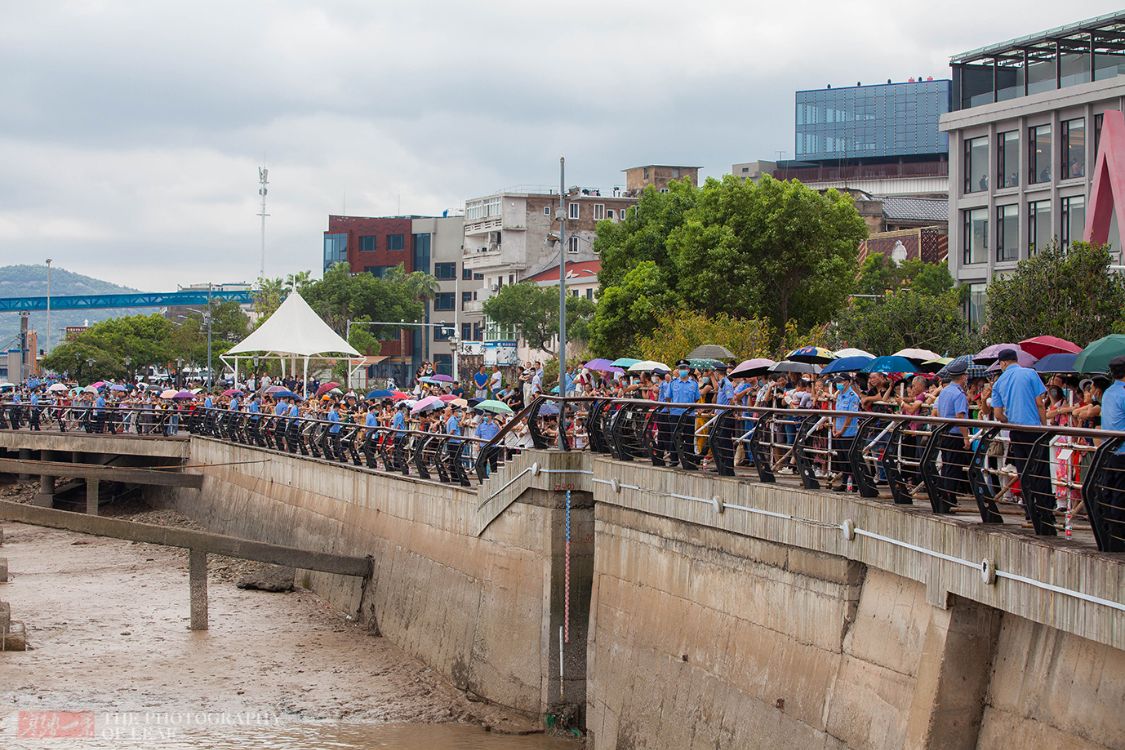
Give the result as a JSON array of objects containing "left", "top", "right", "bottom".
[{"left": 795, "top": 80, "right": 951, "bottom": 161}]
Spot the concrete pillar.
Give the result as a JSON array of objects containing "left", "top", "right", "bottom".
[
  {"left": 189, "top": 548, "right": 208, "bottom": 630},
  {"left": 17, "top": 449, "right": 31, "bottom": 480},
  {"left": 0, "top": 557, "right": 7, "bottom": 582},
  {"left": 85, "top": 479, "right": 99, "bottom": 516},
  {"left": 0, "top": 600, "right": 9, "bottom": 633},
  {"left": 904, "top": 595, "right": 1002, "bottom": 750}
]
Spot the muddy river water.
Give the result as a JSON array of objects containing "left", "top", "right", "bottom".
[{"left": 0, "top": 516, "right": 579, "bottom": 749}]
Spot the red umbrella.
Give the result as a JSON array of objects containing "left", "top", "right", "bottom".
[
  {"left": 438, "top": 394, "right": 457, "bottom": 402},
  {"left": 315, "top": 381, "right": 340, "bottom": 397},
  {"left": 222, "top": 388, "right": 242, "bottom": 397},
  {"left": 391, "top": 391, "right": 411, "bottom": 401},
  {"left": 1019, "top": 335, "right": 1082, "bottom": 360}
]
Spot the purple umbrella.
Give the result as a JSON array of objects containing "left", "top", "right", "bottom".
[
  {"left": 266, "top": 385, "right": 288, "bottom": 393},
  {"left": 173, "top": 390, "right": 195, "bottom": 400},
  {"left": 973, "top": 343, "right": 1029, "bottom": 364},
  {"left": 729, "top": 358, "right": 776, "bottom": 378},
  {"left": 584, "top": 358, "right": 623, "bottom": 374},
  {"left": 430, "top": 374, "right": 454, "bottom": 383}
]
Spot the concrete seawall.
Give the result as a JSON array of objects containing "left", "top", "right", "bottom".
[
  {"left": 152, "top": 438, "right": 1122, "bottom": 746},
  {"left": 168, "top": 438, "right": 592, "bottom": 719}
]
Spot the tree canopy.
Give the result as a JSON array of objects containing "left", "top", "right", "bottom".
[
  {"left": 482, "top": 282, "right": 596, "bottom": 354},
  {"left": 983, "top": 241, "right": 1125, "bottom": 344},
  {"left": 590, "top": 175, "right": 867, "bottom": 354}
]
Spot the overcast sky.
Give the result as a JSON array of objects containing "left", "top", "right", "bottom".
[{"left": 1, "top": 1, "right": 1120, "bottom": 290}]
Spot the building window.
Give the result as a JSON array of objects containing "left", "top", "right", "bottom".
[
  {"left": 387, "top": 233, "right": 405, "bottom": 250},
  {"left": 365, "top": 265, "right": 392, "bottom": 278},
  {"left": 473, "top": 273, "right": 483, "bottom": 281},
  {"left": 461, "top": 266, "right": 473, "bottom": 281},
  {"left": 997, "top": 131, "right": 1019, "bottom": 189},
  {"left": 568, "top": 236, "right": 580, "bottom": 254},
  {"left": 461, "top": 323, "right": 472, "bottom": 341},
  {"left": 568, "top": 202, "right": 580, "bottom": 220},
  {"left": 508, "top": 273, "right": 515, "bottom": 285},
  {"left": 434, "top": 326, "right": 453, "bottom": 342},
  {"left": 962, "top": 208, "right": 988, "bottom": 265},
  {"left": 964, "top": 136, "right": 989, "bottom": 193},
  {"left": 1061, "top": 195, "right": 1085, "bottom": 249},
  {"left": 323, "top": 233, "right": 347, "bottom": 272},
  {"left": 462, "top": 291, "right": 475, "bottom": 308},
  {"left": 434, "top": 262, "right": 457, "bottom": 280},
  {"left": 412, "top": 232, "right": 431, "bottom": 273},
  {"left": 966, "top": 283, "right": 987, "bottom": 327},
  {"left": 593, "top": 204, "right": 605, "bottom": 220},
  {"left": 359, "top": 235, "right": 377, "bottom": 252},
  {"left": 1095, "top": 112, "right": 1105, "bottom": 158},
  {"left": 544, "top": 205, "right": 551, "bottom": 216},
  {"left": 1028, "top": 200, "right": 1051, "bottom": 255},
  {"left": 433, "top": 292, "right": 455, "bottom": 311},
  {"left": 1029, "top": 125, "right": 1052, "bottom": 184},
  {"left": 1061, "top": 118, "right": 1085, "bottom": 179},
  {"left": 607, "top": 209, "right": 615, "bottom": 219},
  {"left": 585, "top": 287, "right": 594, "bottom": 300},
  {"left": 996, "top": 204, "right": 1019, "bottom": 262}
]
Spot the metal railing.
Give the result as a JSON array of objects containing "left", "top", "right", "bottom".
[{"left": 0, "top": 401, "right": 185, "bottom": 436}]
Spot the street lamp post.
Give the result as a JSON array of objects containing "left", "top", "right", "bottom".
[
  {"left": 45, "top": 258, "right": 53, "bottom": 356},
  {"left": 557, "top": 157, "right": 568, "bottom": 450},
  {"left": 206, "top": 283, "right": 214, "bottom": 389}
]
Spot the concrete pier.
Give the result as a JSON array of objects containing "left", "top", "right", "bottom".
[{"left": 189, "top": 549, "right": 207, "bottom": 630}]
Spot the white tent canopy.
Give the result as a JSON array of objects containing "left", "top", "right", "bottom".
[{"left": 222, "top": 293, "right": 360, "bottom": 388}]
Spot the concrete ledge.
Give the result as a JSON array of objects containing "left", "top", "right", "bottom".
[{"left": 0, "top": 431, "right": 190, "bottom": 459}]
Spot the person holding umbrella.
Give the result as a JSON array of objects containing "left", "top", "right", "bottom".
[
  {"left": 934, "top": 359, "right": 971, "bottom": 512},
  {"left": 991, "top": 348, "right": 1055, "bottom": 533}
]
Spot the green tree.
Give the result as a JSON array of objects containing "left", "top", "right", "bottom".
[
  {"left": 636, "top": 310, "right": 773, "bottom": 365},
  {"left": 41, "top": 340, "right": 124, "bottom": 382},
  {"left": 855, "top": 255, "right": 955, "bottom": 298},
  {"left": 588, "top": 261, "right": 679, "bottom": 356},
  {"left": 983, "top": 241, "right": 1125, "bottom": 344},
  {"left": 830, "top": 289, "right": 978, "bottom": 356},
  {"left": 482, "top": 282, "right": 596, "bottom": 354},
  {"left": 42, "top": 314, "right": 177, "bottom": 380}
]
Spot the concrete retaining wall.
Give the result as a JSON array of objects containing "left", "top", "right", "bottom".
[{"left": 168, "top": 438, "right": 591, "bottom": 719}]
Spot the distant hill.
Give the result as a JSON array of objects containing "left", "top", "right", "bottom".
[{"left": 0, "top": 265, "right": 158, "bottom": 351}]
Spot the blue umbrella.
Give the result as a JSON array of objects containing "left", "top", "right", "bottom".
[
  {"left": 273, "top": 390, "right": 302, "bottom": 399},
  {"left": 1032, "top": 352, "right": 1078, "bottom": 374},
  {"left": 538, "top": 402, "right": 560, "bottom": 416},
  {"left": 821, "top": 355, "right": 873, "bottom": 374},
  {"left": 861, "top": 356, "right": 918, "bottom": 374},
  {"left": 366, "top": 389, "right": 394, "bottom": 399},
  {"left": 109, "top": 384, "right": 128, "bottom": 392}
]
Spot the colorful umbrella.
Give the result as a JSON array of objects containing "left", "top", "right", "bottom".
[
  {"left": 821, "top": 355, "right": 874, "bottom": 374},
  {"left": 687, "top": 358, "right": 724, "bottom": 369},
  {"left": 315, "top": 381, "right": 340, "bottom": 397},
  {"left": 862, "top": 356, "right": 918, "bottom": 374},
  {"left": 610, "top": 357, "right": 641, "bottom": 369},
  {"left": 0, "top": 383, "right": 14, "bottom": 390},
  {"left": 972, "top": 343, "right": 1022, "bottom": 364},
  {"left": 431, "top": 374, "right": 454, "bottom": 383},
  {"left": 438, "top": 394, "right": 458, "bottom": 402},
  {"left": 584, "top": 358, "right": 620, "bottom": 373},
  {"left": 411, "top": 395, "right": 444, "bottom": 414},
  {"left": 109, "top": 384, "right": 128, "bottom": 392},
  {"left": 1032, "top": 353, "right": 1078, "bottom": 374},
  {"left": 986, "top": 348, "right": 1038, "bottom": 370},
  {"left": 538, "top": 401, "right": 560, "bottom": 416},
  {"left": 159, "top": 389, "right": 178, "bottom": 399},
  {"left": 729, "top": 358, "right": 776, "bottom": 378},
  {"left": 222, "top": 388, "right": 242, "bottom": 397},
  {"left": 1019, "top": 335, "right": 1081, "bottom": 360},
  {"left": 272, "top": 390, "right": 302, "bottom": 399},
  {"left": 266, "top": 385, "right": 288, "bottom": 393},
  {"left": 475, "top": 399, "right": 514, "bottom": 415},
  {"left": 451, "top": 398, "right": 468, "bottom": 407},
  {"left": 892, "top": 348, "right": 941, "bottom": 363},
  {"left": 366, "top": 389, "right": 394, "bottom": 400},
  {"left": 90, "top": 381, "right": 106, "bottom": 388},
  {"left": 391, "top": 391, "right": 412, "bottom": 401},
  {"left": 919, "top": 356, "right": 952, "bottom": 373},
  {"left": 173, "top": 390, "right": 195, "bottom": 400},
  {"left": 47, "top": 383, "right": 68, "bottom": 392},
  {"left": 83, "top": 385, "right": 99, "bottom": 393},
  {"left": 1074, "top": 334, "right": 1125, "bottom": 374},
  {"left": 786, "top": 346, "right": 836, "bottom": 364}
]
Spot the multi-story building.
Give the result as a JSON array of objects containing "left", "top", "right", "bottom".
[
  {"left": 622, "top": 165, "right": 700, "bottom": 194},
  {"left": 321, "top": 214, "right": 471, "bottom": 380},
  {"left": 461, "top": 187, "right": 636, "bottom": 314},
  {"left": 736, "top": 79, "right": 952, "bottom": 197},
  {"left": 940, "top": 11, "right": 1125, "bottom": 324}
]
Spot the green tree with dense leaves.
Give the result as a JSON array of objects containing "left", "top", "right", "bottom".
[
  {"left": 830, "top": 289, "right": 978, "bottom": 356},
  {"left": 983, "top": 241, "right": 1125, "bottom": 344},
  {"left": 636, "top": 310, "right": 773, "bottom": 365},
  {"left": 855, "top": 254, "right": 956, "bottom": 298},
  {"left": 42, "top": 314, "right": 176, "bottom": 380},
  {"left": 168, "top": 300, "right": 250, "bottom": 367},
  {"left": 482, "top": 282, "right": 596, "bottom": 354},
  {"left": 590, "top": 175, "right": 866, "bottom": 354}
]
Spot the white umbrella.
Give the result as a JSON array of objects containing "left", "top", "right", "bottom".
[
  {"left": 0, "top": 383, "right": 14, "bottom": 391},
  {"left": 47, "top": 383, "right": 68, "bottom": 392},
  {"left": 834, "top": 347, "right": 875, "bottom": 359},
  {"left": 893, "top": 347, "right": 941, "bottom": 362},
  {"left": 628, "top": 360, "right": 671, "bottom": 373}
]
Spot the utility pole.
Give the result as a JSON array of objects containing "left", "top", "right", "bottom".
[
  {"left": 258, "top": 167, "right": 269, "bottom": 279},
  {"left": 557, "top": 156, "right": 567, "bottom": 450},
  {"left": 453, "top": 264, "right": 461, "bottom": 381},
  {"left": 45, "top": 258, "right": 52, "bottom": 354}
]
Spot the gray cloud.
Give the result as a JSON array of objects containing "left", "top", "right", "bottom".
[{"left": 0, "top": 1, "right": 1119, "bottom": 289}]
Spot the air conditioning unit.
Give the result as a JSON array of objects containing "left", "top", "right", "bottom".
[{"left": 490, "top": 283, "right": 499, "bottom": 293}]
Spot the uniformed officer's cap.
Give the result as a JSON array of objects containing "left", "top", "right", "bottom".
[
  {"left": 945, "top": 359, "right": 968, "bottom": 376},
  {"left": 675, "top": 358, "right": 690, "bottom": 367},
  {"left": 834, "top": 373, "right": 853, "bottom": 382},
  {"left": 714, "top": 363, "right": 729, "bottom": 372}
]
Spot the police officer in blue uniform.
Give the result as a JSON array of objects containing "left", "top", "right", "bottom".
[
  {"left": 29, "top": 390, "right": 41, "bottom": 431},
  {"left": 711, "top": 363, "right": 737, "bottom": 473},
  {"left": 660, "top": 359, "right": 701, "bottom": 468}
]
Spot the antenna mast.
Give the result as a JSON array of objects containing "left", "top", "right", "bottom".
[{"left": 257, "top": 167, "right": 270, "bottom": 279}]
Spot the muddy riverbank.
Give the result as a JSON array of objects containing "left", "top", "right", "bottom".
[{"left": 0, "top": 485, "right": 579, "bottom": 748}]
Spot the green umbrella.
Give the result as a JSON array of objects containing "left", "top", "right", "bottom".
[
  {"left": 475, "top": 399, "right": 514, "bottom": 415},
  {"left": 687, "top": 358, "right": 723, "bottom": 369},
  {"left": 1074, "top": 334, "right": 1125, "bottom": 373},
  {"left": 610, "top": 357, "right": 640, "bottom": 368}
]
